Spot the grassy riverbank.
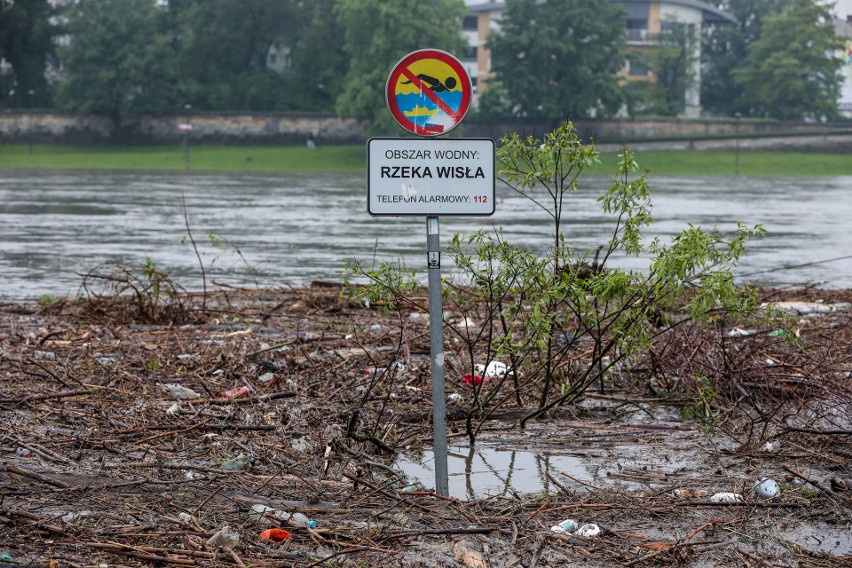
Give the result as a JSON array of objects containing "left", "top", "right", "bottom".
[{"left": 2, "top": 143, "right": 852, "bottom": 176}]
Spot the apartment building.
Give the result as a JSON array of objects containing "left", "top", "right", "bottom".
[{"left": 462, "top": 0, "right": 735, "bottom": 116}]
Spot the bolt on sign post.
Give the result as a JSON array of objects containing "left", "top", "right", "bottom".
[{"left": 367, "top": 49, "right": 495, "bottom": 497}]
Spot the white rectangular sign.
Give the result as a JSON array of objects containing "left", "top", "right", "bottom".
[{"left": 368, "top": 138, "right": 495, "bottom": 216}]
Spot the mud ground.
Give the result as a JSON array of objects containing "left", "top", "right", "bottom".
[{"left": 0, "top": 284, "right": 849, "bottom": 567}]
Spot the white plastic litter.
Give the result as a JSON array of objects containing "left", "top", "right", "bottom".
[
  {"left": 220, "top": 453, "right": 253, "bottom": 471},
  {"left": 763, "top": 440, "right": 781, "bottom": 453},
  {"left": 710, "top": 492, "right": 744, "bottom": 503},
  {"left": 62, "top": 510, "right": 93, "bottom": 523},
  {"left": 249, "top": 504, "right": 276, "bottom": 526},
  {"left": 474, "top": 361, "right": 513, "bottom": 379},
  {"left": 447, "top": 393, "right": 463, "bottom": 403},
  {"left": 754, "top": 478, "right": 781, "bottom": 499},
  {"left": 576, "top": 524, "right": 601, "bottom": 537},
  {"left": 165, "top": 402, "right": 182, "bottom": 416},
  {"left": 762, "top": 301, "right": 851, "bottom": 315},
  {"left": 206, "top": 525, "right": 240, "bottom": 549},
  {"left": 550, "top": 519, "right": 578, "bottom": 534},
  {"left": 161, "top": 383, "right": 200, "bottom": 400},
  {"left": 727, "top": 328, "right": 757, "bottom": 337},
  {"left": 178, "top": 512, "right": 193, "bottom": 525}
]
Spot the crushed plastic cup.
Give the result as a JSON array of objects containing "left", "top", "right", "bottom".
[
  {"left": 710, "top": 492, "right": 743, "bottom": 503},
  {"left": 220, "top": 452, "right": 254, "bottom": 471},
  {"left": 259, "top": 528, "right": 291, "bottom": 542},
  {"left": 576, "top": 524, "right": 601, "bottom": 537},
  {"left": 15, "top": 448, "right": 32, "bottom": 458},
  {"left": 754, "top": 478, "right": 781, "bottom": 499},
  {"left": 550, "top": 519, "right": 578, "bottom": 534},
  {"left": 206, "top": 525, "right": 240, "bottom": 549}
]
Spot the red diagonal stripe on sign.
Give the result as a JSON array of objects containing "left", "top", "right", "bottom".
[{"left": 399, "top": 67, "right": 460, "bottom": 121}]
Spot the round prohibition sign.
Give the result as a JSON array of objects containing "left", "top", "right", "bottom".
[{"left": 386, "top": 49, "right": 472, "bottom": 137}]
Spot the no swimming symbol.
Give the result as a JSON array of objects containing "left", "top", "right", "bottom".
[{"left": 386, "top": 49, "right": 472, "bottom": 137}]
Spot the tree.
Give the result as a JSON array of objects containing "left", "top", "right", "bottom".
[
  {"left": 174, "top": 0, "right": 306, "bottom": 111},
  {"left": 646, "top": 20, "right": 698, "bottom": 116},
  {"left": 700, "top": 0, "right": 790, "bottom": 116},
  {"left": 345, "top": 122, "right": 766, "bottom": 443},
  {"left": 334, "top": 0, "right": 468, "bottom": 133},
  {"left": 57, "top": 0, "right": 181, "bottom": 126},
  {"left": 0, "top": 0, "right": 57, "bottom": 109},
  {"left": 279, "top": 0, "right": 348, "bottom": 113},
  {"left": 733, "top": 0, "right": 844, "bottom": 120},
  {"left": 486, "top": 0, "right": 626, "bottom": 120}
]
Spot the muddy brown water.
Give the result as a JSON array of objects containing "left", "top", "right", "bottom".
[{"left": 1, "top": 171, "right": 851, "bottom": 301}]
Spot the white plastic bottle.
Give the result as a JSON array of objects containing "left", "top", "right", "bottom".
[{"left": 282, "top": 511, "right": 317, "bottom": 529}]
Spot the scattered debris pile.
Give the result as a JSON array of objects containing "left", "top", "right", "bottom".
[{"left": 0, "top": 284, "right": 848, "bottom": 566}]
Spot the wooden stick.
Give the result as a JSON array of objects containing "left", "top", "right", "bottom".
[
  {"left": 2, "top": 464, "right": 69, "bottom": 488},
  {"left": 342, "top": 472, "right": 433, "bottom": 513}
]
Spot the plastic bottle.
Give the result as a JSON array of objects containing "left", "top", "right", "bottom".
[
  {"left": 250, "top": 504, "right": 316, "bottom": 528},
  {"left": 281, "top": 511, "right": 317, "bottom": 529}
]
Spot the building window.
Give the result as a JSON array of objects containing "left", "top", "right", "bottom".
[
  {"left": 628, "top": 60, "right": 650, "bottom": 77},
  {"left": 463, "top": 15, "right": 478, "bottom": 31}
]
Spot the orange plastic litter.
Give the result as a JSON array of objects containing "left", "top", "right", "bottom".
[{"left": 259, "top": 528, "right": 291, "bottom": 542}]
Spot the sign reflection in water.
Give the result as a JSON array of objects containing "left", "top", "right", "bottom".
[{"left": 0, "top": 171, "right": 850, "bottom": 301}]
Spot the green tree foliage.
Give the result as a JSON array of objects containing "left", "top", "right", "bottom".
[
  {"left": 700, "top": 0, "right": 788, "bottom": 116},
  {"left": 57, "top": 0, "right": 181, "bottom": 125},
  {"left": 174, "top": 0, "right": 305, "bottom": 110},
  {"left": 282, "top": 0, "right": 349, "bottom": 112},
  {"left": 733, "top": 0, "right": 844, "bottom": 120},
  {"left": 487, "top": 0, "right": 626, "bottom": 120},
  {"left": 345, "top": 122, "right": 766, "bottom": 442},
  {"left": 334, "top": 0, "right": 468, "bottom": 133},
  {"left": 0, "top": 0, "right": 57, "bottom": 108},
  {"left": 629, "top": 20, "right": 697, "bottom": 116}
]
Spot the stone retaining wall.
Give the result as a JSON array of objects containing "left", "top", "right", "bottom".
[{"left": 2, "top": 110, "right": 851, "bottom": 150}]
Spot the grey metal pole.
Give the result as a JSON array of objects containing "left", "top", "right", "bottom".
[{"left": 426, "top": 215, "right": 449, "bottom": 497}]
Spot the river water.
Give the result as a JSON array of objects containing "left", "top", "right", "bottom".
[{"left": 0, "top": 170, "right": 850, "bottom": 301}]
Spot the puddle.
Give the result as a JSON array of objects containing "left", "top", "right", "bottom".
[
  {"left": 395, "top": 442, "right": 596, "bottom": 500},
  {"left": 395, "top": 422, "right": 702, "bottom": 500},
  {"left": 781, "top": 523, "right": 852, "bottom": 557}
]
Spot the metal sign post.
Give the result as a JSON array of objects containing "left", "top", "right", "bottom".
[
  {"left": 426, "top": 216, "right": 448, "bottom": 497},
  {"left": 368, "top": 48, "right": 492, "bottom": 497}
]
